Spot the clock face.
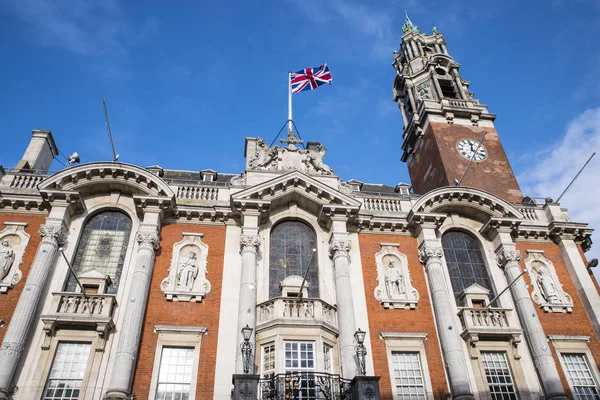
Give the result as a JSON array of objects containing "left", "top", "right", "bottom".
[{"left": 456, "top": 138, "right": 487, "bottom": 162}]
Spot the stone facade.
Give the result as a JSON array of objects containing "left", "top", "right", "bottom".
[{"left": 0, "top": 16, "right": 599, "bottom": 400}]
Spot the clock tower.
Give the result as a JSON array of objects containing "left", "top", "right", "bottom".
[{"left": 393, "top": 14, "right": 523, "bottom": 202}]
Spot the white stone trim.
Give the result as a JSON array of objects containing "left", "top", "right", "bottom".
[
  {"left": 148, "top": 326, "right": 206, "bottom": 400},
  {"left": 549, "top": 336, "right": 600, "bottom": 397},
  {"left": 469, "top": 341, "right": 538, "bottom": 400},
  {"left": 380, "top": 331, "right": 434, "bottom": 400},
  {"left": 30, "top": 330, "right": 103, "bottom": 400},
  {"left": 373, "top": 243, "right": 419, "bottom": 309}
]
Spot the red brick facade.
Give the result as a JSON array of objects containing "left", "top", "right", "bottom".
[
  {"left": 131, "top": 223, "right": 227, "bottom": 399},
  {"left": 358, "top": 234, "right": 449, "bottom": 399},
  {"left": 0, "top": 213, "right": 45, "bottom": 345},
  {"left": 409, "top": 123, "right": 523, "bottom": 202}
]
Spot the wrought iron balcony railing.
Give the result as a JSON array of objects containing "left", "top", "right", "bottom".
[{"left": 258, "top": 372, "right": 352, "bottom": 400}]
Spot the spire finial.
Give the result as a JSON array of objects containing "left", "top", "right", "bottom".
[{"left": 402, "top": 11, "right": 420, "bottom": 34}]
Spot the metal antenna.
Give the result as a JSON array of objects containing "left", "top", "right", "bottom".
[
  {"left": 556, "top": 152, "right": 596, "bottom": 203},
  {"left": 298, "top": 248, "right": 317, "bottom": 298},
  {"left": 454, "top": 131, "right": 488, "bottom": 187},
  {"left": 102, "top": 99, "right": 119, "bottom": 162}
]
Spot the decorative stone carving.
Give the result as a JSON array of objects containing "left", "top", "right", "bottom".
[
  {"left": 337, "top": 180, "right": 354, "bottom": 195},
  {"left": 418, "top": 245, "right": 443, "bottom": 265},
  {"left": 161, "top": 233, "right": 211, "bottom": 302},
  {"left": 230, "top": 173, "right": 247, "bottom": 187},
  {"left": 0, "top": 222, "right": 30, "bottom": 293},
  {"left": 329, "top": 237, "right": 351, "bottom": 260},
  {"left": 240, "top": 234, "right": 261, "bottom": 253},
  {"left": 374, "top": 243, "right": 418, "bottom": 309},
  {"left": 445, "top": 112, "right": 454, "bottom": 124},
  {"left": 136, "top": 230, "right": 160, "bottom": 250},
  {"left": 39, "top": 223, "right": 67, "bottom": 246},
  {"left": 416, "top": 81, "right": 436, "bottom": 100},
  {"left": 525, "top": 251, "right": 573, "bottom": 313},
  {"left": 245, "top": 133, "right": 335, "bottom": 176},
  {"left": 496, "top": 250, "right": 521, "bottom": 268}
]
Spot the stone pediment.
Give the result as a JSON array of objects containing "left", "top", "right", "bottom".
[
  {"left": 231, "top": 171, "right": 361, "bottom": 215},
  {"left": 38, "top": 162, "right": 176, "bottom": 199},
  {"left": 411, "top": 186, "right": 523, "bottom": 223},
  {"left": 461, "top": 283, "right": 491, "bottom": 296}
]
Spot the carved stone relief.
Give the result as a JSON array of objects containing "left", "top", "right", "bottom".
[
  {"left": 0, "top": 222, "right": 30, "bottom": 293},
  {"left": 161, "top": 232, "right": 211, "bottom": 302},
  {"left": 374, "top": 243, "right": 418, "bottom": 309},
  {"left": 245, "top": 133, "right": 335, "bottom": 175},
  {"left": 525, "top": 250, "right": 573, "bottom": 313},
  {"left": 416, "top": 81, "right": 436, "bottom": 100}
]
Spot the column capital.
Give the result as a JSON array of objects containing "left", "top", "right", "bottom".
[
  {"left": 38, "top": 223, "right": 67, "bottom": 246},
  {"left": 496, "top": 249, "right": 521, "bottom": 268},
  {"left": 418, "top": 244, "right": 443, "bottom": 264},
  {"left": 136, "top": 229, "right": 160, "bottom": 250},
  {"left": 329, "top": 233, "right": 351, "bottom": 260},
  {"left": 240, "top": 234, "right": 260, "bottom": 253}
]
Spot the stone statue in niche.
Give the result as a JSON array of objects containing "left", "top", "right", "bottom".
[
  {"left": 0, "top": 240, "right": 15, "bottom": 280},
  {"left": 177, "top": 251, "right": 199, "bottom": 291},
  {"left": 161, "top": 233, "right": 210, "bottom": 302},
  {"left": 385, "top": 260, "right": 405, "bottom": 298},
  {"left": 0, "top": 222, "right": 30, "bottom": 293},
  {"left": 374, "top": 243, "right": 419, "bottom": 309},
  {"left": 525, "top": 250, "right": 573, "bottom": 313}
]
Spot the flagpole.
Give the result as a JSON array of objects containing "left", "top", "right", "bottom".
[{"left": 288, "top": 72, "right": 293, "bottom": 132}]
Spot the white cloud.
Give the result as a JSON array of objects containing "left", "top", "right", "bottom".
[
  {"left": 0, "top": 0, "right": 157, "bottom": 57},
  {"left": 519, "top": 107, "right": 600, "bottom": 274}
]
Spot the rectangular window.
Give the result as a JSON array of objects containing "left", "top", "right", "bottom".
[
  {"left": 391, "top": 352, "right": 426, "bottom": 400},
  {"left": 284, "top": 342, "right": 315, "bottom": 371},
  {"left": 561, "top": 353, "right": 600, "bottom": 399},
  {"left": 481, "top": 352, "right": 518, "bottom": 400},
  {"left": 323, "top": 344, "right": 333, "bottom": 373},
  {"left": 262, "top": 343, "right": 275, "bottom": 378},
  {"left": 43, "top": 342, "right": 91, "bottom": 400},
  {"left": 155, "top": 347, "right": 195, "bottom": 400}
]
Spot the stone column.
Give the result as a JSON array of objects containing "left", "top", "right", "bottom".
[
  {"left": 418, "top": 242, "right": 474, "bottom": 400},
  {"left": 104, "top": 222, "right": 160, "bottom": 399},
  {"left": 0, "top": 220, "right": 67, "bottom": 400},
  {"left": 496, "top": 249, "right": 567, "bottom": 399},
  {"left": 329, "top": 230, "right": 358, "bottom": 379},
  {"left": 234, "top": 231, "right": 261, "bottom": 374}
]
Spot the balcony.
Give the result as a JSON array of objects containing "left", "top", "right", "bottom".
[
  {"left": 258, "top": 372, "right": 351, "bottom": 400},
  {"left": 256, "top": 297, "right": 338, "bottom": 333},
  {"left": 458, "top": 307, "right": 522, "bottom": 358},
  {"left": 41, "top": 292, "right": 117, "bottom": 351}
]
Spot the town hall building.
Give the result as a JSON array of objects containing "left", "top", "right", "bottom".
[{"left": 0, "top": 15, "right": 599, "bottom": 400}]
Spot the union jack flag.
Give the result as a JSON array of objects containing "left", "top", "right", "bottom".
[{"left": 290, "top": 63, "right": 332, "bottom": 94}]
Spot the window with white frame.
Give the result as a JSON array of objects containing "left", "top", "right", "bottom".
[
  {"left": 43, "top": 342, "right": 91, "bottom": 400},
  {"left": 155, "top": 347, "right": 195, "bottom": 400},
  {"left": 262, "top": 343, "right": 276, "bottom": 378},
  {"left": 480, "top": 352, "right": 518, "bottom": 400},
  {"left": 323, "top": 344, "right": 333, "bottom": 373},
  {"left": 391, "top": 352, "right": 426, "bottom": 400},
  {"left": 561, "top": 354, "right": 600, "bottom": 399},
  {"left": 285, "top": 341, "right": 315, "bottom": 371},
  {"left": 149, "top": 326, "right": 205, "bottom": 400}
]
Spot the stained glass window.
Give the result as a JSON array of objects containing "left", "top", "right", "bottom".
[
  {"left": 269, "top": 221, "right": 318, "bottom": 298},
  {"left": 66, "top": 211, "right": 132, "bottom": 294},
  {"left": 442, "top": 231, "right": 494, "bottom": 304}
]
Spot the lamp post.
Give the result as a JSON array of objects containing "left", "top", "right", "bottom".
[
  {"left": 354, "top": 329, "right": 367, "bottom": 376},
  {"left": 241, "top": 324, "right": 253, "bottom": 374}
]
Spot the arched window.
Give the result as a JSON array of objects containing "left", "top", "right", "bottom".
[
  {"left": 442, "top": 231, "right": 494, "bottom": 304},
  {"left": 65, "top": 211, "right": 132, "bottom": 294},
  {"left": 269, "top": 221, "right": 318, "bottom": 298}
]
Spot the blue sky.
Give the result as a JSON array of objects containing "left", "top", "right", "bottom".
[{"left": 1, "top": 1, "right": 600, "bottom": 264}]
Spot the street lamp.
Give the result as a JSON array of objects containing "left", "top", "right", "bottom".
[
  {"left": 241, "top": 324, "right": 253, "bottom": 374},
  {"left": 354, "top": 329, "right": 367, "bottom": 376}
]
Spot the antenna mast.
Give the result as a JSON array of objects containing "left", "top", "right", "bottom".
[
  {"left": 102, "top": 99, "right": 119, "bottom": 162},
  {"left": 556, "top": 152, "right": 596, "bottom": 203}
]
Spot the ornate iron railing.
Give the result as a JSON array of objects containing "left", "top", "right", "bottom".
[{"left": 258, "top": 372, "right": 352, "bottom": 400}]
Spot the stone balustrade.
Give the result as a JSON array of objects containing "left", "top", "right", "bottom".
[
  {"left": 518, "top": 207, "right": 540, "bottom": 221},
  {"left": 41, "top": 292, "right": 117, "bottom": 351},
  {"left": 174, "top": 184, "right": 219, "bottom": 203},
  {"left": 458, "top": 307, "right": 511, "bottom": 332},
  {"left": 256, "top": 297, "right": 338, "bottom": 331},
  {"left": 361, "top": 197, "right": 403, "bottom": 213},
  {"left": 0, "top": 170, "right": 48, "bottom": 191}
]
